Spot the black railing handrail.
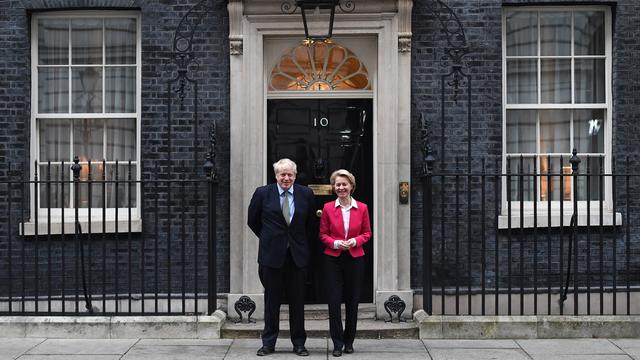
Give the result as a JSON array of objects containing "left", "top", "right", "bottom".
[{"left": 421, "top": 149, "right": 638, "bottom": 316}]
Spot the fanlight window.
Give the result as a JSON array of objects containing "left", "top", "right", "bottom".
[{"left": 269, "top": 42, "right": 371, "bottom": 91}]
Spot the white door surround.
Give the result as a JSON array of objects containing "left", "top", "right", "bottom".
[{"left": 227, "top": 0, "right": 413, "bottom": 320}]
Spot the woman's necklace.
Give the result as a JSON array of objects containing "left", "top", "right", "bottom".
[{"left": 339, "top": 196, "right": 351, "bottom": 207}]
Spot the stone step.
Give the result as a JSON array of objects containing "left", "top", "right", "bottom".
[
  {"left": 227, "top": 303, "right": 378, "bottom": 321},
  {"left": 278, "top": 303, "right": 377, "bottom": 320},
  {"left": 222, "top": 319, "right": 418, "bottom": 339}
]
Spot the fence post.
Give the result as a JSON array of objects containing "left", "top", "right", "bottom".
[
  {"left": 203, "top": 125, "right": 218, "bottom": 315},
  {"left": 570, "top": 149, "right": 581, "bottom": 315},
  {"left": 421, "top": 115, "right": 436, "bottom": 314}
]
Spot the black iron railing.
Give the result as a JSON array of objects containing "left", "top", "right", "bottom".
[
  {"left": 422, "top": 150, "right": 639, "bottom": 316},
  {"left": 0, "top": 156, "right": 218, "bottom": 316}
]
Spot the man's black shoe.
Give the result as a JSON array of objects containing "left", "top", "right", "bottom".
[
  {"left": 293, "top": 345, "right": 309, "bottom": 356},
  {"left": 332, "top": 348, "right": 343, "bottom": 357},
  {"left": 343, "top": 345, "right": 354, "bottom": 354},
  {"left": 256, "top": 346, "right": 275, "bottom": 356}
]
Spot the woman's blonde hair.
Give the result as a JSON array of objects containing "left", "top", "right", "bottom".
[{"left": 329, "top": 169, "right": 356, "bottom": 194}]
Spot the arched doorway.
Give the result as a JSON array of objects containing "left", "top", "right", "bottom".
[
  {"left": 265, "top": 39, "right": 375, "bottom": 303},
  {"left": 228, "top": 1, "right": 415, "bottom": 320}
]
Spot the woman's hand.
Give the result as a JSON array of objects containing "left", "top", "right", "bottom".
[
  {"left": 338, "top": 240, "right": 351, "bottom": 250},
  {"left": 346, "top": 238, "right": 356, "bottom": 248}
]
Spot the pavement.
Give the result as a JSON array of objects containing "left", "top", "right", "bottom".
[{"left": 2, "top": 338, "right": 640, "bottom": 359}]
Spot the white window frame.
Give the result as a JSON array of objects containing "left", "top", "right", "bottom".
[
  {"left": 26, "top": 11, "right": 142, "bottom": 235},
  {"left": 500, "top": 6, "right": 619, "bottom": 228}
]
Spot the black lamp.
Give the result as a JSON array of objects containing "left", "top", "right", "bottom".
[
  {"left": 297, "top": 0, "right": 338, "bottom": 42},
  {"left": 283, "top": 0, "right": 354, "bottom": 43}
]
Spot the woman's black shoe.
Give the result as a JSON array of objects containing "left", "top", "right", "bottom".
[
  {"left": 332, "top": 349, "right": 343, "bottom": 357},
  {"left": 343, "top": 345, "right": 354, "bottom": 354}
]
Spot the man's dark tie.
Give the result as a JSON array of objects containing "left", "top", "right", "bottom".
[{"left": 282, "top": 191, "right": 290, "bottom": 225}]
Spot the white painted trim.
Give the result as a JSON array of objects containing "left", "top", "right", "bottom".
[
  {"left": 30, "top": 11, "right": 142, "bottom": 224},
  {"left": 266, "top": 91, "right": 374, "bottom": 99},
  {"left": 501, "top": 6, "right": 613, "bottom": 221},
  {"left": 229, "top": 1, "right": 413, "bottom": 315},
  {"left": 20, "top": 218, "right": 142, "bottom": 236},
  {"left": 497, "top": 212, "right": 622, "bottom": 229}
]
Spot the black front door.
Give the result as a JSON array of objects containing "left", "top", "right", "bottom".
[{"left": 267, "top": 98, "right": 374, "bottom": 304}]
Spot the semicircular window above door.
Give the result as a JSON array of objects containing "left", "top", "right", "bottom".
[{"left": 269, "top": 42, "right": 372, "bottom": 91}]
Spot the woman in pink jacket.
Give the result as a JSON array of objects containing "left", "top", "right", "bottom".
[{"left": 319, "top": 169, "right": 372, "bottom": 357}]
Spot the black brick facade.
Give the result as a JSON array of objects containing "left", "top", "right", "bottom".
[
  {"left": 1, "top": 0, "right": 639, "bottom": 306},
  {"left": 0, "top": 0, "right": 231, "bottom": 300},
  {"left": 410, "top": 0, "right": 640, "bottom": 292}
]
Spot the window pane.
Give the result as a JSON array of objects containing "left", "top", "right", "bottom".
[
  {"left": 73, "top": 118, "right": 104, "bottom": 161},
  {"left": 506, "top": 11, "right": 538, "bottom": 56},
  {"left": 575, "top": 59, "right": 605, "bottom": 103},
  {"left": 106, "top": 164, "right": 137, "bottom": 208},
  {"left": 77, "top": 162, "right": 106, "bottom": 208},
  {"left": 506, "top": 110, "right": 536, "bottom": 153},
  {"left": 540, "top": 156, "right": 571, "bottom": 201},
  {"left": 574, "top": 109, "right": 604, "bottom": 154},
  {"left": 105, "top": 67, "right": 136, "bottom": 113},
  {"left": 575, "top": 11, "right": 605, "bottom": 55},
  {"left": 38, "top": 68, "right": 69, "bottom": 113},
  {"left": 507, "top": 59, "right": 537, "bottom": 104},
  {"left": 541, "top": 59, "right": 571, "bottom": 103},
  {"left": 39, "top": 119, "right": 70, "bottom": 161},
  {"left": 72, "top": 67, "right": 102, "bottom": 113},
  {"left": 507, "top": 156, "right": 536, "bottom": 201},
  {"left": 540, "top": 12, "right": 571, "bottom": 56},
  {"left": 576, "top": 156, "right": 603, "bottom": 201},
  {"left": 539, "top": 109, "right": 570, "bottom": 153},
  {"left": 105, "top": 18, "right": 136, "bottom": 64},
  {"left": 270, "top": 42, "right": 371, "bottom": 91},
  {"left": 38, "top": 19, "right": 69, "bottom": 65},
  {"left": 71, "top": 18, "right": 103, "bottom": 65},
  {"left": 106, "top": 119, "right": 136, "bottom": 161},
  {"left": 39, "top": 164, "right": 70, "bottom": 208}
]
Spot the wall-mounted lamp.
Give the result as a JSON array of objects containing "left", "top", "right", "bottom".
[{"left": 282, "top": 0, "right": 355, "bottom": 43}]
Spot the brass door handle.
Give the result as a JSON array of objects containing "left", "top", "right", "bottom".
[{"left": 316, "top": 209, "right": 323, "bottom": 218}]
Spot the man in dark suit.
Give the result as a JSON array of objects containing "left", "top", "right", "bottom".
[{"left": 248, "top": 158, "right": 315, "bottom": 357}]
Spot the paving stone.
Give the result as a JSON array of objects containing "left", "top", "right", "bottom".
[
  {"left": 423, "top": 339, "right": 519, "bottom": 349},
  {"left": 224, "top": 338, "right": 327, "bottom": 359},
  {"left": 348, "top": 339, "right": 426, "bottom": 352},
  {"left": 527, "top": 355, "right": 632, "bottom": 360},
  {"left": 428, "top": 348, "right": 530, "bottom": 360},
  {"left": 16, "top": 356, "right": 121, "bottom": 360},
  {"left": 25, "top": 339, "right": 138, "bottom": 355},
  {"left": 516, "top": 339, "right": 624, "bottom": 356},
  {"left": 135, "top": 338, "right": 233, "bottom": 346},
  {"left": 611, "top": 339, "right": 640, "bottom": 350},
  {"left": 0, "top": 338, "right": 45, "bottom": 359},
  {"left": 334, "top": 352, "right": 430, "bottom": 360},
  {"left": 121, "top": 344, "right": 227, "bottom": 360}
]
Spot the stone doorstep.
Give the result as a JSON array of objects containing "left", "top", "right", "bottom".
[
  {"left": 0, "top": 310, "right": 226, "bottom": 339},
  {"left": 413, "top": 310, "right": 640, "bottom": 339},
  {"left": 221, "top": 318, "right": 419, "bottom": 339},
  {"left": 275, "top": 303, "right": 377, "bottom": 321}
]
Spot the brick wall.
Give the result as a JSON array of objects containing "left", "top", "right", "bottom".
[
  {"left": 410, "top": 0, "right": 640, "bottom": 293},
  {"left": 0, "top": 0, "right": 231, "bottom": 303}
]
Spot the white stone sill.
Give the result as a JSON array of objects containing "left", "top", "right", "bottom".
[
  {"left": 498, "top": 212, "right": 622, "bottom": 229},
  {"left": 19, "top": 218, "right": 142, "bottom": 236}
]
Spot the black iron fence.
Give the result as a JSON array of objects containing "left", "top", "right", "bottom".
[
  {"left": 0, "top": 157, "right": 218, "bottom": 316},
  {"left": 422, "top": 151, "right": 640, "bottom": 316}
]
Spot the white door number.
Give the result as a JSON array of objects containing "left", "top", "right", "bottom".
[{"left": 313, "top": 117, "right": 329, "bottom": 127}]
